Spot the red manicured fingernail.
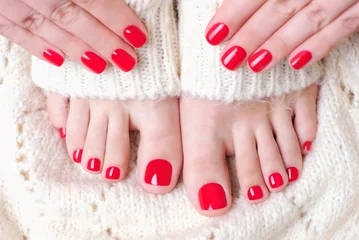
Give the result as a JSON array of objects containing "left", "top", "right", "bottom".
[
  {"left": 290, "top": 50, "right": 312, "bottom": 70},
  {"left": 287, "top": 167, "right": 299, "bottom": 183},
  {"left": 106, "top": 166, "right": 121, "bottom": 180},
  {"left": 144, "top": 159, "right": 172, "bottom": 186},
  {"left": 303, "top": 141, "right": 312, "bottom": 152},
  {"left": 43, "top": 49, "right": 64, "bottom": 67},
  {"left": 87, "top": 158, "right": 101, "bottom": 172},
  {"left": 73, "top": 149, "right": 83, "bottom": 163},
  {"left": 199, "top": 183, "right": 227, "bottom": 211},
  {"left": 269, "top": 173, "right": 284, "bottom": 188},
  {"left": 124, "top": 25, "right": 147, "bottom": 48},
  {"left": 206, "top": 23, "right": 229, "bottom": 46},
  {"left": 247, "top": 186, "right": 263, "bottom": 201},
  {"left": 111, "top": 49, "right": 136, "bottom": 72},
  {"left": 248, "top": 49, "right": 272, "bottom": 73},
  {"left": 221, "top": 46, "right": 247, "bottom": 70},
  {"left": 81, "top": 51, "right": 107, "bottom": 74},
  {"left": 59, "top": 127, "right": 66, "bottom": 139}
]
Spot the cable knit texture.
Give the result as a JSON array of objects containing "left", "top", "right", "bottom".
[
  {"left": 31, "top": 0, "right": 180, "bottom": 100},
  {"left": 179, "top": 0, "right": 324, "bottom": 102},
  {"left": 1, "top": 32, "right": 359, "bottom": 239}
]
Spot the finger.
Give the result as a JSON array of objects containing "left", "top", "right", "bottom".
[
  {"left": 205, "top": 0, "right": 266, "bottom": 45},
  {"left": 0, "top": 14, "right": 65, "bottom": 66},
  {"left": 250, "top": 0, "right": 358, "bottom": 72},
  {"left": 221, "top": 0, "right": 311, "bottom": 71},
  {"left": 23, "top": 0, "right": 137, "bottom": 72},
  {"left": 289, "top": 2, "right": 359, "bottom": 70},
  {"left": 72, "top": 0, "right": 147, "bottom": 48}
]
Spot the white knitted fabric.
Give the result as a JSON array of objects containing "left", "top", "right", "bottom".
[
  {"left": 1, "top": 32, "right": 359, "bottom": 239},
  {"left": 31, "top": 0, "right": 180, "bottom": 100},
  {"left": 179, "top": 0, "right": 324, "bottom": 102}
]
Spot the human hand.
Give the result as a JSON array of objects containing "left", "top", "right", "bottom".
[
  {"left": 206, "top": 0, "right": 359, "bottom": 72},
  {"left": 0, "top": 0, "right": 148, "bottom": 73}
]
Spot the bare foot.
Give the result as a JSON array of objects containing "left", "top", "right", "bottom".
[
  {"left": 47, "top": 95, "right": 182, "bottom": 194},
  {"left": 180, "top": 84, "right": 318, "bottom": 217}
]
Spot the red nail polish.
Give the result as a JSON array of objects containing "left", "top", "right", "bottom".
[
  {"left": 221, "top": 46, "right": 247, "bottom": 70},
  {"left": 247, "top": 186, "right": 263, "bottom": 201},
  {"left": 106, "top": 166, "right": 120, "bottom": 180},
  {"left": 81, "top": 51, "right": 107, "bottom": 74},
  {"left": 111, "top": 49, "right": 136, "bottom": 72},
  {"left": 73, "top": 149, "right": 83, "bottom": 163},
  {"left": 124, "top": 25, "right": 147, "bottom": 48},
  {"left": 269, "top": 173, "right": 284, "bottom": 188},
  {"left": 303, "top": 141, "right": 312, "bottom": 152},
  {"left": 144, "top": 159, "right": 172, "bottom": 186},
  {"left": 59, "top": 127, "right": 66, "bottom": 139},
  {"left": 199, "top": 183, "right": 227, "bottom": 211},
  {"left": 287, "top": 167, "right": 299, "bottom": 183},
  {"left": 87, "top": 158, "right": 101, "bottom": 172},
  {"left": 206, "top": 23, "right": 229, "bottom": 46},
  {"left": 43, "top": 49, "right": 64, "bottom": 67},
  {"left": 290, "top": 51, "right": 312, "bottom": 70},
  {"left": 248, "top": 49, "right": 272, "bottom": 73}
]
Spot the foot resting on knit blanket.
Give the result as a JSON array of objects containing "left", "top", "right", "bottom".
[
  {"left": 46, "top": 94, "right": 182, "bottom": 195},
  {"left": 180, "top": 84, "right": 318, "bottom": 217}
]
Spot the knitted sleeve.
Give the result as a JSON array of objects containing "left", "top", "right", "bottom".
[
  {"left": 178, "top": 0, "right": 324, "bottom": 103},
  {"left": 31, "top": 0, "right": 180, "bottom": 101}
]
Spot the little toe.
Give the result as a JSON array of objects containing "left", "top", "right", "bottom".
[
  {"left": 233, "top": 126, "right": 269, "bottom": 203},
  {"left": 294, "top": 84, "right": 319, "bottom": 155},
  {"left": 255, "top": 122, "right": 288, "bottom": 192},
  {"left": 101, "top": 111, "right": 130, "bottom": 182},
  {"left": 81, "top": 101, "right": 108, "bottom": 174},
  {"left": 271, "top": 106, "right": 303, "bottom": 183},
  {"left": 66, "top": 98, "right": 90, "bottom": 164},
  {"left": 46, "top": 93, "right": 69, "bottom": 139},
  {"left": 135, "top": 99, "right": 182, "bottom": 194}
]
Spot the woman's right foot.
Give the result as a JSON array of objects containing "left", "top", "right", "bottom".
[
  {"left": 180, "top": 84, "right": 318, "bottom": 217},
  {"left": 46, "top": 94, "right": 183, "bottom": 195}
]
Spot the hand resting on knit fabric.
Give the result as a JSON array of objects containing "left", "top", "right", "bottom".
[{"left": 0, "top": 0, "right": 147, "bottom": 73}]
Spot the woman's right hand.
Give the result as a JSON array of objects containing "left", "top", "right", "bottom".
[{"left": 0, "top": 0, "right": 148, "bottom": 73}]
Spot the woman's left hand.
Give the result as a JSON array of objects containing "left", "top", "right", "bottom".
[{"left": 206, "top": 0, "right": 359, "bottom": 72}]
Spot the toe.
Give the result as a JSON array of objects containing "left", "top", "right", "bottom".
[
  {"left": 101, "top": 110, "right": 130, "bottom": 182},
  {"left": 233, "top": 126, "right": 269, "bottom": 203},
  {"left": 81, "top": 101, "right": 108, "bottom": 174},
  {"left": 271, "top": 105, "right": 302, "bottom": 183},
  {"left": 66, "top": 99, "right": 90, "bottom": 164},
  {"left": 47, "top": 93, "right": 69, "bottom": 139},
  {"left": 255, "top": 122, "right": 288, "bottom": 192},
  {"left": 135, "top": 99, "right": 182, "bottom": 194},
  {"left": 294, "top": 84, "right": 319, "bottom": 155}
]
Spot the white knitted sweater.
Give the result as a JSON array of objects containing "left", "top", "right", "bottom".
[{"left": 1, "top": 1, "right": 359, "bottom": 239}]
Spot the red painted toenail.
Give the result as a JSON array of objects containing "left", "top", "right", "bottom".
[
  {"left": 106, "top": 166, "right": 120, "bottom": 180},
  {"left": 221, "top": 46, "right": 247, "bottom": 70},
  {"left": 287, "top": 167, "right": 299, "bottom": 183},
  {"left": 248, "top": 49, "right": 272, "bottom": 73},
  {"left": 73, "top": 149, "right": 83, "bottom": 163},
  {"left": 124, "top": 25, "right": 147, "bottom": 48},
  {"left": 199, "top": 183, "right": 227, "bottom": 211},
  {"left": 87, "top": 158, "right": 101, "bottom": 172},
  {"left": 269, "top": 173, "right": 284, "bottom": 188},
  {"left": 290, "top": 50, "right": 312, "bottom": 70},
  {"left": 59, "top": 128, "right": 66, "bottom": 139},
  {"left": 144, "top": 159, "right": 172, "bottom": 186},
  {"left": 206, "top": 23, "right": 229, "bottom": 46},
  {"left": 303, "top": 141, "right": 312, "bottom": 152},
  {"left": 247, "top": 186, "right": 263, "bottom": 201}
]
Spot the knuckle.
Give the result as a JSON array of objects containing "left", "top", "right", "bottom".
[
  {"left": 22, "top": 12, "right": 46, "bottom": 32},
  {"left": 269, "top": 0, "right": 302, "bottom": 18},
  {"left": 342, "top": 16, "right": 359, "bottom": 31},
  {"left": 307, "top": 1, "right": 328, "bottom": 30},
  {"left": 50, "top": 2, "right": 81, "bottom": 27}
]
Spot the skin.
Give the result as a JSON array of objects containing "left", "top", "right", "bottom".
[{"left": 46, "top": 84, "right": 318, "bottom": 217}]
